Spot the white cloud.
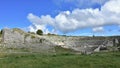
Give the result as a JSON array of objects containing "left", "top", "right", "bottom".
[
  {"left": 27, "top": 13, "right": 54, "bottom": 25},
  {"left": 27, "top": 13, "right": 55, "bottom": 34},
  {"left": 27, "top": 0, "right": 120, "bottom": 34},
  {"left": 28, "top": 24, "right": 50, "bottom": 34},
  {"left": 93, "top": 27, "right": 104, "bottom": 32}
]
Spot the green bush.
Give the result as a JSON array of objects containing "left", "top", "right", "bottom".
[
  {"left": 47, "top": 33, "right": 57, "bottom": 36},
  {"left": 36, "top": 29, "right": 43, "bottom": 35},
  {"left": 28, "top": 31, "right": 35, "bottom": 34}
]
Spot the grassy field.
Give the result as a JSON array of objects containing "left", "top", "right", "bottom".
[{"left": 0, "top": 51, "right": 120, "bottom": 68}]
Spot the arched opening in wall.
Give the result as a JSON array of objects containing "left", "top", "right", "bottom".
[{"left": 100, "top": 47, "right": 107, "bottom": 51}]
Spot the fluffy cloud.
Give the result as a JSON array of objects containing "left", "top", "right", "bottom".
[
  {"left": 27, "top": 13, "right": 54, "bottom": 34},
  {"left": 27, "top": 0, "right": 120, "bottom": 33},
  {"left": 93, "top": 27, "right": 104, "bottom": 32},
  {"left": 28, "top": 25, "right": 50, "bottom": 34}
]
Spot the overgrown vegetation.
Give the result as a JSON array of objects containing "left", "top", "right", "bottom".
[
  {"left": 0, "top": 52, "right": 120, "bottom": 68},
  {"left": 36, "top": 29, "right": 43, "bottom": 35},
  {"left": 28, "top": 31, "right": 35, "bottom": 34},
  {"left": 31, "top": 35, "right": 35, "bottom": 39}
]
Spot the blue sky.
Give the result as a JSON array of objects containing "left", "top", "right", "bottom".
[{"left": 0, "top": 0, "right": 120, "bottom": 36}]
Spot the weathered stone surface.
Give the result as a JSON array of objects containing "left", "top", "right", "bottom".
[
  {"left": 0, "top": 28, "right": 120, "bottom": 54},
  {"left": 1, "top": 28, "right": 55, "bottom": 54},
  {"left": 42, "top": 36, "right": 117, "bottom": 54}
]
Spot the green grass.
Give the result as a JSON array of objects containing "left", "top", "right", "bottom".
[
  {"left": 54, "top": 46, "right": 77, "bottom": 55},
  {"left": 0, "top": 52, "right": 120, "bottom": 68}
]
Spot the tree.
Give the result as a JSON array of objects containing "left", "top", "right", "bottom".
[
  {"left": 36, "top": 29, "right": 43, "bottom": 35},
  {"left": 93, "top": 34, "right": 95, "bottom": 38}
]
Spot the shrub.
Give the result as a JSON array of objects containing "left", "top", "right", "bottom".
[
  {"left": 47, "top": 33, "right": 54, "bottom": 35},
  {"left": 36, "top": 29, "right": 43, "bottom": 35},
  {"left": 28, "top": 31, "right": 35, "bottom": 34}
]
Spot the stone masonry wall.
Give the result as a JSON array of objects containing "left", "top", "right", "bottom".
[
  {"left": 1, "top": 28, "right": 119, "bottom": 54},
  {"left": 1, "top": 28, "right": 55, "bottom": 53}
]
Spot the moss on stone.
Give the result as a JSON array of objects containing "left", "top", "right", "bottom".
[{"left": 31, "top": 35, "right": 35, "bottom": 39}]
